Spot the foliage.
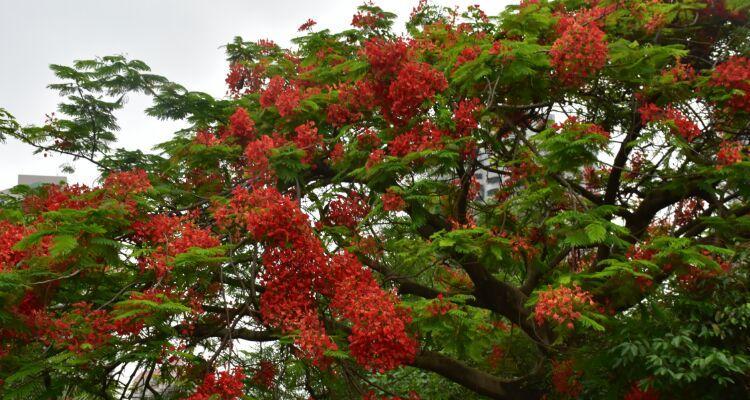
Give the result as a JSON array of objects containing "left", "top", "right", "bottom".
[{"left": 1, "top": 1, "right": 750, "bottom": 399}]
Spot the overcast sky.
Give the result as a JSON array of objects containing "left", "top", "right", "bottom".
[{"left": 0, "top": 0, "right": 508, "bottom": 189}]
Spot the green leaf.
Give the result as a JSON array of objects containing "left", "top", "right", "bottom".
[{"left": 49, "top": 235, "right": 77, "bottom": 258}]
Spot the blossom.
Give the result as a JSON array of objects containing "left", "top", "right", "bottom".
[
  {"left": 298, "top": 18, "right": 317, "bottom": 31},
  {"left": 534, "top": 285, "right": 595, "bottom": 329},
  {"left": 624, "top": 382, "right": 660, "bottom": 400},
  {"left": 251, "top": 360, "right": 276, "bottom": 389},
  {"left": 387, "top": 62, "right": 448, "bottom": 122},
  {"left": 366, "top": 149, "right": 385, "bottom": 169},
  {"left": 260, "top": 76, "right": 300, "bottom": 117},
  {"left": 363, "top": 38, "right": 410, "bottom": 79},
  {"left": 216, "top": 187, "right": 417, "bottom": 370},
  {"left": 103, "top": 168, "right": 151, "bottom": 197},
  {"left": 388, "top": 121, "right": 446, "bottom": 157},
  {"left": 551, "top": 359, "right": 583, "bottom": 397},
  {"left": 455, "top": 46, "right": 482, "bottom": 67},
  {"left": 381, "top": 189, "right": 406, "bottom": 211},
  {"left": 292, "top": 121, "right": 323, "bottom": 164},
  {"left": 228, "top": 107, "right": 256, "bottom": 140},
  {"left": 639, "top": 103, "right": 701, "bottom": 142},
  {"left": 452, "top": 98, "right": 482, "bottom": 137},
  {"left": 187, "top": 367, "right": 246, "bottom": 400},
  {"left": 710, "top": 56, "right": 750, "bottom": 112},
  {"left": 0, "top": 221, "right": 28, "bottom": 271},
  {"left": 550, "top": 23, "right": 608, "bottom": 86},
  {"left": 244, "top": 134, "right": 285, "bottom": 183},
  {"left": 716, "top": 140, "right": 743, "bottom": 168},
  {"left": 326, "top": 191, "right": 370, "bottom": 229}
]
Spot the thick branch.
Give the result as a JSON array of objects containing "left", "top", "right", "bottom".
[{"left": 412, "top": 350, "right": 542, "bottom": 400}]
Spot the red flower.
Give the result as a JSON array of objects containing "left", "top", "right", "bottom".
[
  {"left": 381, "top": 189, "right": 406, "bottom": 211},
  {"left": 709, "top": 56, "right": 750, "bottom": 112},
  {"left": 260, "top": 76, "right": 300, "bottom": 117},
  {"left": 251, "top": 360, "right": 276, "bottom": 389},
  {"left": 455, "top": 46, "right": 482, "bottom": 67},
  {"left": 551, "top": 359, "right": 583, "bottom": 397},
  {"left": 639, "top": 103, "right": 701, "bottom": 142},
  {"left": 293, "top": 121, "right": 323, "bottom": 165},
  {"left": 187, "top": 367, "right": 246, "bottom": 400},
  {"left": 104, "top": 169, "right": 151, "bottom": 197},
  {"left": 298, "top": 18, "right": 317, "bottom": 31},
  {"left": 387, "top": 62, "right": 448, "bottom": 123},
  {"left": 195, "top": 130, "right": 221, "bottom": 146},
  {"left": 388, "top": 121, "right": 446, "bottom": 157},
  {"left": 0, "top": 221, "right": 28, "bottom": 271},
  {"left": 352, "top": 8, "right": 386, "bottom": 29},
  {"left": 216, "top": 187, "right": 417, "bottom": 370},
  {"left": 363, "top": 38, "right": 411, "bottom": 79},
  {"left": 326, "top": 191, "right": 370, "bottom": 229},
  {"left": 716, "top": 140, "right": 743, "bottom": 168},
  {"left": 244, "top": 134, "right": 286, "bottom": 183},
  {"left": 452, "top": 98, "right": 483, "bottom": 137},
  {"left": 550, "top": 23, "right": 608, "bottom": 86},
  {"left": 228, "top": 107, "right": 256, "bottom": 140},
  {"left": 534, "top": 285, "right": 595, "bottom": 329},
  {"left": 624, "top": 382, "right": 660, "bottom": 400},
  {"left": 366, "top": 149, "right": 385, "bottom": 169}
]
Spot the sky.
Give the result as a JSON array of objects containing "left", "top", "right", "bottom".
[{"left": 0, "top": 0, "right": 509, "bottom": 189}]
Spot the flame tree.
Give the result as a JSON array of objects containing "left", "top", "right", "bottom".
[{"left": 1, "top": 1, "right": 750, "bottom": 399}]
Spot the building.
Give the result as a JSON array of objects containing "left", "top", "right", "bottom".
[{"left": 1, "top": 174, "right": 67, "bottom": 195}]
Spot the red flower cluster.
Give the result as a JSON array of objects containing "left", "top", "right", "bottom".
[
  {"left": 23, "top": 184, "right": 95, "bottom": 213},
  {"left": 387, "top": 62, "right": 448, "bottom": 122},
  {"left": 425, "top": 293, "right": 456, "bottom": 316},
  {"left": 216, "top": 187, "right": 417, "bottom": 370},
  {"left": 326, "top": 80, "right": 376, "bottom": 126},
  {"left": 228, "top": 107, "right": 256, "bottom": 140},
  {"left": 329, "top": 142, "right": 345, "bottom": 164},
  {"left": 103, "top": 168, "right": 151, "bottom": 197},
  {"left": 455, "top": 46, "right": 482, "bottom": 67},
  {"left": 661, "top": 61, "right": 696, "bottom": 82},
  {"left": 389, "top": 121, "right": 447, "bottom": 157},
  {"left": 293, "top": 121, "right": 323, "bottom": 164},
  {"left": 709, "top": 56, "right": 750, "bottom": 112},
  {"left": 551, "top": 359, "right": 583, "bottom": 398},
  {"left": 298, "top": 18, "right": 317, "bottom": 31},
  {"left": 352, "top": 8, "right": 386, "bottom": 29},
  {"left": 326, "top": 191, "right": 370, "bottom": 229},
  {"left": 716, "top": 140, "right": 743, "bottom": 167},
  {"left": 488, "top": 345, "right": 505, "bottom": 369},
  {"left": 251, "top": 360, "right": 276, "bottom": 389},
  {"left": 356, "top": 129, "right": 382, "bottom": 149},
  {"left": 553, "top": 116, "right": 611, "bottom": 141},
  {"left": 132, "top": 214, "right": 219, "bottom": 276},
  {"left": 260, "top": 76, "right": 300, "bottom": 117},
  {"left": 639, "top": 103, "right": 701, "bottom": 142},
  {"left": 363, "top": 38, "right": 411, "bottom": 79},
  {"left": 195, "top": 130, "right": 221, "bottom": 147},
  {"left": 226, "top": 62, "right": 265, "bottom": 96},
  {"left": 550, "top": 22, "right": 608, "bottom": 86},
  {"left": 187, "top": 367, "right": 246, "bottom": 400},
  {"left": 453, "top": 98, "right": 482, "bottom": 137},
  {"left": 328, "top": 251, "right": 418, "bottom": 372},
  {"left": 0, "top": 221, "right": 28, "bottom": 271},
  {"left": 381, "top": 189, "right": 406, "bottom": 211},
  {"left": 244, "top": 134, "right": 286, "bottom": 183},
  {"left": 624, "top": 383, "right": 660, "bottom": 400},
  {"left": 534, "top": 285, "right": 595, "bottom": 329},
  {"left": 366, "top": 149, "right": 386, "bottom": 169},
  {"left": 30, "top": 302, "right": 118, "bottom": 353}
]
